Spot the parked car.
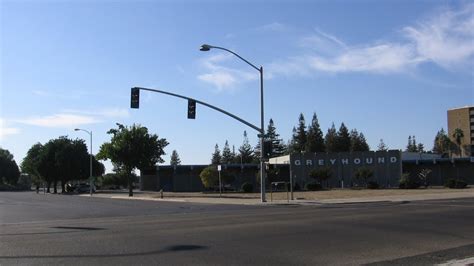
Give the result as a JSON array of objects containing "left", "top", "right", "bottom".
[{"left": 74, "top": 183, "right": 95, "bottom": 194}]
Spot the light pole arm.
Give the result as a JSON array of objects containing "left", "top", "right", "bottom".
[{"left": 206, "top": 45, "right": 261, "bottom": 72}]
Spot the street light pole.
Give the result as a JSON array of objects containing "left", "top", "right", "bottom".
[
  {"left": 75, "top": 128, "right": 93, "bottom": 196},
  {"left": 200, "top": 44, "right": 266, "bottom": 202}
]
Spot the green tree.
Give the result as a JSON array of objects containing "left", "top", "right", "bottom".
[
  {"left": 335, "top": 123, "right": 351, "bottom": 152},
  {"left": 211, "top": 144, "right": 222, "bottom": 165},
  {"left": 36, "top": 137, "right": 82, "bottom": 193},
  {"left": 405, "top": 136, "right": 418, "bottom": 152},
  {"left": 417, "top": 143, "right": 425, "bottom": 153},
  {"left": 170, "top": 150, "right": 181, "bottom": 166},
  {"left": 293, "top": 113, "right": 307, "bottom": 152},
  {"left": 306, "top": 113, "right": 325, "bottom": 153},
  {"left": 433, "top": 128, "right": 453, "bottom": 157},
  {"left": 97, "top": 123, "right": 168, "bottom": 196},
  {"left": 221, "top": 140, "right": 234, "bottom": 164},
  {"left": 21, "top": 143, "right": 44, "bottom": 187},
  {"left": 288, "top": 127, "right": 298, "bottom": 154},
  {"left": 238, "top": 131, "right": 254, "bottom": 163},
  {"left": 377, "top": 139, "right": 388, "bottom": 151},
  {"left": 325, "top": 123, "right": 338, "bottom": 152},
  {"left": 256, "top": 118, "right": 286, "bottom": 158},
  {"left": 56, "top": 137, "right": 97, "bottom": 192},
  {"left": 267, "top": 119, "right": 286, "bottom": 157},
  {"left": 350, "top": 129, "right": 370, "bottom": 152},
  {"left": 0, "top": 148, "right": 20, "bottom": 185},
  {"left": 452, "top": 128, "right": 465, "bottom": 157}
]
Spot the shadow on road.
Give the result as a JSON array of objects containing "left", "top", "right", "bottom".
[{"left": 0, "top": 245, "right": 208, "bottom": 259}]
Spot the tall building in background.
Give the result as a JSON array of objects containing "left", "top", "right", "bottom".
[{"left": 447, "top": 106, "right": 474, "bottom": 157}]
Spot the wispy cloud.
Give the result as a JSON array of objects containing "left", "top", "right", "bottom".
[
  {"left": 31, "top": 89, "right": 90, "bottom": 99},
  {"left": 198, "top": 4, "right": 473, "bottom": 89},
  {"left": 13, "top": 107, "right": 129, "bottom": 129},
  {"left": 16, "top": 114, "right": 101, "bottom": 128},
  {"left": 270, "top": 4, "right": 473, "bottom": 76},
  {"left": 403, "top": 4, "right": 474, "bottom": 68},
  {"left": 0, "top": 119, "right": 21, "bottom": 141},
  {"left": 197, "top": 53, "right": 257, "bottom": 91},
  {"left": 308, "top": 43, "right": 422, "bottom": 73},
  {"left": 298, "top": 28, "right": 347, "bottom": 52},
  {"left": 62, "top": 108, "right": 130, "bottom": 119}
]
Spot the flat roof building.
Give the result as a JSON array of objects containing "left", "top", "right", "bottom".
[{"left": 447, "top": 106, "right": 474, "bottom": 157}]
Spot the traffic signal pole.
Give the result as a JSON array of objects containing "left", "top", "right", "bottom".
[{"left": 131, "top": 87, "right": 262, "bottom": 133}]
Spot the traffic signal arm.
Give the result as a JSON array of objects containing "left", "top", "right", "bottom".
[{"left": 131, "top": 87, "right": 262, "bottom": 134}]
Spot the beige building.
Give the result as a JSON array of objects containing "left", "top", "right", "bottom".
[{"left": 447, "top": 106, "right": 474, "bottom": 157}]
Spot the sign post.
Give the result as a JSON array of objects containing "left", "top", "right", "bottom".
[{"left": 217, "top": 165, "right": 222, "bottom": 197}]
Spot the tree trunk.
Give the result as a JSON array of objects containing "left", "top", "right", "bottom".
[
  {"left": 53, "top": 180, "right": 58, "bottom": 194},
  {"left": 61, "top": 181, "right": 66, "bottom": 193},
  {"left": 47, "top": 182, "right": 51, "bottom": 193}
]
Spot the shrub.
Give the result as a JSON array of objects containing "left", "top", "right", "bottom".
[
  {"left": 399, "top": 173, "right": 420, "bottom": 189},
  {"left": 353, "top": 167, "right": 374, "bottom": 187},
  {"left": 367, "top": 181, "right": 379, "bottom": 189},
  {"left": 309, "top": 167, "right": 332, "bottom": 187},
  {"left": 199, "top": 166, "right": 235, "bottom": 190},
  {"left": 241, "top": 182, "right": 253, "bottom": 193},
  {"left": 445, "top": 178, "right": 468, "bottom": 189},
  {"left": 418, "top": 168, "right": 432, "bottom": 188},
  {"left": 305, "top": 182, "right": 322, "bottom": 191},
  {"left": 199, "top": 166, "right": 218, "bottom": 189},
  {"left": 97, "top": 173, "right": 129, "bottom": 189},
  {"left": 293, "top": 183, "right": 301, "bottom": 191}
]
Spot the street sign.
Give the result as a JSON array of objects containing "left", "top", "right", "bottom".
[{"left": 217, "top": 165, "right": 221, "bottom": 171}]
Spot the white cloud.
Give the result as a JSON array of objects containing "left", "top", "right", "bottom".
[
  {"left": 0, "top": 119, "right": 21, "bottom": 141},
  {"left": 198, "top": 53, "right": 257, "bottom": 91},
  {"left": 16, "top": 114, "right": 101, "bottom": 128},
  {"left": 269, "top": 4, "right": 474, "bottom": 76},
  {"left": 198, "top": 72, "right": 237, "bottom": 90},
  {"left": 308, "top": 43, "right": 422, "bottom": 73},
  {"left": 403, "top": 3, "right": 474, "bottom": 68},
  {"left": 198, "top": 4, "right": 473, "bottom": 87},
  {"left": 61, "top": 108, "right": 130, "bottom": 119}
]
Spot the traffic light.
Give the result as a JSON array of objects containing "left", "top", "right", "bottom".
[
  {"left": 187, "top": 99, "right": 196, "bottom": 119},
  {"left": 263, "top": 140, "right": 272, "bottom": 158},
  {"left": 130, "top": 88, "right": 140, "bottom": 109}
]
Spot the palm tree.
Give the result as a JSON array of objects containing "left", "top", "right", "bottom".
[{"left": 452, "top": 128, "right": 464, "bottom": 157}]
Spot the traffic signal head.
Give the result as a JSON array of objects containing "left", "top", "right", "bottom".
[
  {"left": 263, "top": 140, "right": 272, "bottom": 158},
  {"left": 187, "top": 100, "right": 196, "bottom": 119},
  {"left": 131, "top": 88, "right": 140, "bottom": 109}
]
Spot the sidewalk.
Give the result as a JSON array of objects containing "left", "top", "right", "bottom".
[{"left": 85, "top": 187, "right": 474, "bottom": 205}]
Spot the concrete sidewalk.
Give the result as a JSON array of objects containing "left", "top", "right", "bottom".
[{"left": 85, "top": 188, "right": 474, "bottom": 205}]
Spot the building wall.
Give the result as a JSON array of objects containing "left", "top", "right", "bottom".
[
  {"left": 402, "top": 158, "right": 474, "bottom": 186},
  {"left": 140, "top": 164, "right": 263, "bottom": 192},
  {"left": 290, "top": 150, "right": 402, "bottom": 188},
  {"left": 447, "top": 106, "right": 474, "bottom": 157},
  {"left": 140, "top": 158, "right": 474, "bottom": 191}
]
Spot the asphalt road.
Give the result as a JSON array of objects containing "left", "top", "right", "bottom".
[{"left": 1, "top": 192, "right": 474, "bottom": 265}]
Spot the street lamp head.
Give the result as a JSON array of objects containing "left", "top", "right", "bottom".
[
  {"left": 200, "top": 44, "right": 212, "bottom": 51},
  {"left": 74, "top": 128, "right": 80, "bottom": 131}
]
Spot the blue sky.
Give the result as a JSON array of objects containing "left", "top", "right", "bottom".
[{"left": 1, "top": 0, "right": 473, "bottom": 172}]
